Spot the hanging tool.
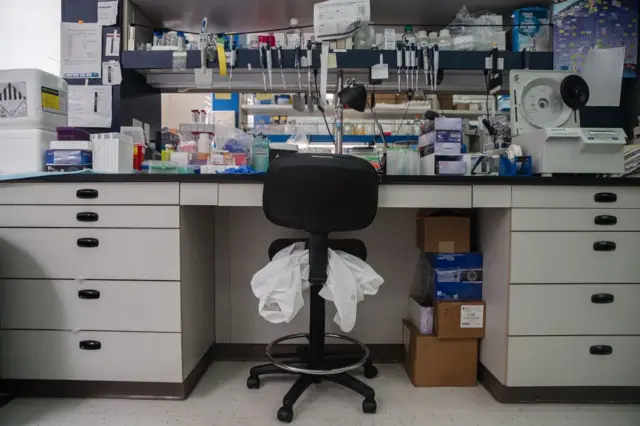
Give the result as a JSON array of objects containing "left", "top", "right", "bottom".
[
  {"left": 266, "top": 43, "right": 273, "bottom": 90},
  {"left": 426, "top": 45, "right": 433, "bottom": 91},
  {"left": 396, "top": 42, "right": 403, "bottom": 93},
  {"left": 421, "top": 43, "right": 429, "bottom": 89},
  {"left": 410, "top": 42, "right": 417, "bottom": 91},
  {"left": 259, "top": 42, "right": 267, "bottom": 91},
  {"left": 404, "top": 41, "right": 411, "bottom": 91},
  {"left": 199, "top": 17, "right": 208, "bottom": 67},
  {"left": 306, "top": 41, "right": 313, "bottom": 100},
  {"left": 294, "top": 41, "right": 302, "bottom": 90},
  {"left": 277, "top": 42, "right": 286, "bottom": 89},
  {"left": 228, "top": 42, "right": 237, "bottom": 89},
  {"left": 433, "top": 44, "right": 439, "bottom": 92}
]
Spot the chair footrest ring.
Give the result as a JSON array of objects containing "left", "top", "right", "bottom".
[{"left": 265, "top": 333, "right": 370, "bottom": 376}]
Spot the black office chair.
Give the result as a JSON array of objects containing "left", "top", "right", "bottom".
[{"left": 246, "top": 153, "right": 380, "bottom": 423}]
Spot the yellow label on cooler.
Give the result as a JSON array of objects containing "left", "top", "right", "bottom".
[{"left": 41, "top": 86, "right": 66, "bottom": 115}]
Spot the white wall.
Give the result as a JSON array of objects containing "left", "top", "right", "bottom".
[
  {"left": 0, "top": 0, "right": 61, "bottom": 76},
  {"left": 161, "top": 93, "right": 211, "bottom": 129}
]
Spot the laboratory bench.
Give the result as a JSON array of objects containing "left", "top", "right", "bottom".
[{"left": 0, "top": 176, "right": 639, "bottom": 403}]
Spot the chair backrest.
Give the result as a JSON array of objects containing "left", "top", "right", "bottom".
[{"left": 263, "top": 153, "right": 379, "bottom": 233}]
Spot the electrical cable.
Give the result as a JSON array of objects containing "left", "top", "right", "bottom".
[
  {"left": 314, "top": 69, "right": 335, "bottom": 144},
  {"left": 394, "top": 91, "right": 414, "bottom": 136}
]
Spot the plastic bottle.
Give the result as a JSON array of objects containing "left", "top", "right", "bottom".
[
  {"left": 251, "top": 136, "right": 270, "bottom": 172},
  {"left": 428, "top": 32, "right": 439, "bottom": 46},
  {"left": 285, "top": 18, "right": 303, "bottom": 50},
  {"left": 177, "top": 32, "right": 186, "bottom": 50},
  {"left": 153, "top": 32, "right": 162, "bottom": 47},
  {"left": 438, "top": 29, "right": 452, "bottom": 50},
  {"left": 402, "top": 25, "right": 416, "bottom": 45},
  {"left": 416, "top": 31, "right": 428, "bottom": 47},
  {"left": 162, "top": 144, "right": 174, "bottom": 161}
]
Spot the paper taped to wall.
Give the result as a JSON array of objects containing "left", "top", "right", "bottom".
[
  {"left": 68, "top": 85, "right": 112, "bottom": 128},
  {"left": 61, "top": 23, "right": 102, "bottom": 79}
]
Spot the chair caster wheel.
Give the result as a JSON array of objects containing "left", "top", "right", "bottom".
[
  {"left": 277, "top": 406, "right": 294, "bottom": 423},
  {"left": 362, "top": 398, "right": 377, "bottom": 414},
  {"left": 364, "top": 364, "right": 378, "bottom": 379},
  {"left": 246, "top": 376, "right": 260, "bottom": 389}
]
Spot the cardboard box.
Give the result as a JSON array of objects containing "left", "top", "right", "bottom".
[
  {"left": 435, "top": 301, "right": 485, "bottom": 339},
  {"left": 408, "top": 296, "right": 434, "bottom": 335},
  {"left": 438, "top": 94, "right": 454, "bottom": 110},
  {"left": 416, "top": 214, "right": 470, "bottom": 253},
  {"left": 427, "top": 253, "right": 483, "bottom": 301},
  {"left": 402, "top": 319, "right": 478, "bottom": 387}
]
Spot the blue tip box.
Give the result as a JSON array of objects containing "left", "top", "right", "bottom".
[{"left": 424, "top": 253, "right": 483, "bottom": 301}]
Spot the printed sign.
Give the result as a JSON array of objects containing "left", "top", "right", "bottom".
[{"left": 0, "top": 82, "right": 27, "bottom": 118}]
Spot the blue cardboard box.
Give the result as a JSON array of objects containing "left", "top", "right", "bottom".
[{"left": 424, "top": 253, "right": 483, "bottom": 301}]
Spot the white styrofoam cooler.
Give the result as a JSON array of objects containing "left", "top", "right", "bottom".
[
  {"left": 0, "top": 69, "right": 68, "bottom": 132},
  {"left": 0, "top": 129, "right": 56, "bottom": 174}
]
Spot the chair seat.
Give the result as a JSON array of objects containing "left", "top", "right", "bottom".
[{"left": 268, "top": 238, "right": 367, "bottom": 261}]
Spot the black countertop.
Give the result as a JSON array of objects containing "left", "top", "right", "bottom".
[{"left": 4, "top": 173, "right": 640, "bottom": 186}]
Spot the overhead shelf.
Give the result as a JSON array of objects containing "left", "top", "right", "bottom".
[
  {"left": 122, "top": 49, "right": 553, "bottom": 71},
  {"left": 242, "top": 104, "right": 496, "bottom": 119},
  {"left": 123, "top": 49, "right": 552, "bottom": 93}
]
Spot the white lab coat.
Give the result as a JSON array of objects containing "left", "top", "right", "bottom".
[{"left": 251, "top": 242, "right": 384, "bottom": 332}]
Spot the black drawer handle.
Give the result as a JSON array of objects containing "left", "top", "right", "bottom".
[
  {"left": 76, "top": 189, "right": 98, "bottom": 199},
  {"left": 77, "top": 238, "right": 99, "bottom": 248},
  {"left": 76, "top": 212, "right": 99, "bottom": 222},
  {"left": 594, "top": 215, "right": 617, "bottom": 226},
  {"left": 79, "top": 340, "right": 101, "bottom": 350},
  {"left": 590, "top": 345, "right": 613, "bottom": 355},
  {"left": 594, "top": 192, "right": 617, "bottom": 203},
  {"left": 593, "top": 241, "right": 616, "bottom": 251},
  {"left": 78, "top": 289, "right": 100, "bottom": 299},
  {"left": 591, "top": 293, "right": 614, "bottom": 304}
]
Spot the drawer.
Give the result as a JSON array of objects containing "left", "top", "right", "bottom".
[
  {"left": 0, "top": 183, "right": 179, "bottom": 205},
  {"left": 0, "top": 228, "right": 180, "bottom": 280},
  {"left": 509, "top": 284, "right": 640, "bottom": 336},
  {"left": 507, "top": 336, "right": 640, "bottom": 386},
  {"left": 511, "top": 232, "right": 640, "bottom": 283},
  {"left": 512, "top": 186, "right": 640, "bottom": 208},
  {"left": 0, "top": 330, "right": 182, "bottom": 382},
  {"left": 0, "top": 280, "right": 181, "bottom": 332},
  {"left": 0, "top": 206, "right": 179, "bottom": 228},
  {"left": 378, "top": 185, "right": 472, "bottom": 208},
  {"left": 511, "top": 209, "right": 640, "bottom": 232},
  {"left": 218, "top": 183, "right": 262, "bottom": 207},
  {"left": 180, "top": 183, "right": 219, "bottom": 205}
]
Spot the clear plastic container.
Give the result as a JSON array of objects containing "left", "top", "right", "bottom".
[
  {"left": 416, "top": 31, "right": 429, "bottom": 48},
  {"left": 438, "top": 29, "right": 452, "bottom": 50}
]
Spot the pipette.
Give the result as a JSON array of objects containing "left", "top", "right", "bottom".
[
  {"left": 306, "top": 41, "right": 313, "bottom": 99},
  {"left": 409, "top": 43, "right": 417, "bottom": 91},
  {"left": 433, "top": 44, "right": 439, "bottom": 92},
  {"left": 396, "top": 42, "right": 403, "bottom": 93},
  {"left": 421, "top": 42, "right": 429, "bottom": 89},
  {"left": 199, "top": 18, "right": 208, "bottom": 71},
  {"left": 229, "top": 42, "right": 237, "bottom": 89},
  {"left": 294, "top": 41, "right": 302, "bottom": 90},
  {"left": 259, "top": 42, "right": 267, "bottom": 91},
  {"left": 266, "top": 43, "right": 273, "bottom": 90},
  {"left": 277, "top": 43, "right": 286, "bottom": 89},
  {"left": 404, "top": 41, "right": 411, "bottom": 91}
]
